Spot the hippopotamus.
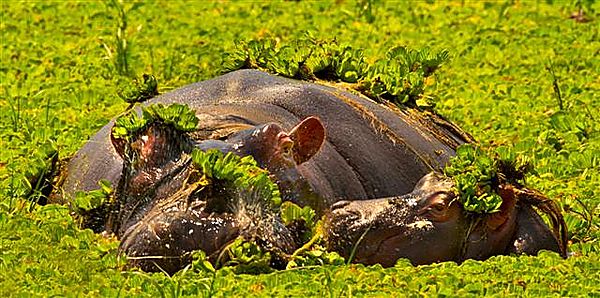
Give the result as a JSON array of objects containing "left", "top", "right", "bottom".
[
  {"left": 325, "top": 172, "right": 567, "bottom": 267},
  {"left": 55, "top": 69, "right": 565, "bottom": 273}
]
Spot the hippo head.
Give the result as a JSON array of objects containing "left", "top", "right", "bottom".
[
  {"left": 107, "top": 116, "right": 325, "bottom": 274},
  {"left": 199, "top": 116, "right": 326, "bottom": 207},
  {"left": 324, "top": 172, "right": 565, "bottom": 267}
]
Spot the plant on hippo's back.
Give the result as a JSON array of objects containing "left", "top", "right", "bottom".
[
  {"left": 222, "top": 36, "right": 449, "bottom": 108},
  {"left": 190, "top": 149, "right": 282, "bottom": 210}
]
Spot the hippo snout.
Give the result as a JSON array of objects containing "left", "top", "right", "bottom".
[{"left": 119, "top": 210, "right": 240, "bottom": 274}]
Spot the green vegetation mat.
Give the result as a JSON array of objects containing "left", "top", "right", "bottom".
[{"left": 1, "top": 1, "right": 598, "bottom": 296}]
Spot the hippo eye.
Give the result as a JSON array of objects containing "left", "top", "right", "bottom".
[
  {"left": 282, "top": 141, "right": 294, "bottom": 156},
  {"left": 419, "top": 192, "right": 449, "bottom": 216},
  {"left": 432, "top": 202, "right": 446, "bottom": 211}
]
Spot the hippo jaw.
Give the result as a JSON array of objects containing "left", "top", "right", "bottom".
[
  {"left": 324, "top": 173, "right": 469, "bottom": 267},
  {"left": 119, "top": 205, "right": 241, "bottom": 274}
]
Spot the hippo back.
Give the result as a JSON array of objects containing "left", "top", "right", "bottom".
[{"left": 59, "top": 70, "right": 470, "bottom": 207}]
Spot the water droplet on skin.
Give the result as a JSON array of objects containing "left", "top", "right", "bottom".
[
  {"left": 513, "top": 237, "right": 526, "bottom": 251},
  {"left": 165, "top": 243, "right": 170, "bottom": 249},
  {"left": 406, "top": 198, "right": 417, "bottom": 207},
  {"left": 189, "top": 229, "right": 194, "bottom": 235}
]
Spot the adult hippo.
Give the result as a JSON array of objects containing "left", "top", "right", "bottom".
[
  {"left": 54, "top": 70, "right": 565, "bottom": 273},
  {"left": 58, "top": 70, "right": 468, "bottom": 209}
]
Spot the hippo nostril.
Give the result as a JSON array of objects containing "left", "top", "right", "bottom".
[{"left": 331, "top": 200, "right": 351, "bottom": 210}]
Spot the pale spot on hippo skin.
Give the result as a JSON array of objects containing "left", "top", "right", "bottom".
[
  {"left": 405, "top": 198, "right": 417, "bottom": 207},
  {"left": 165, "top": 243, "right": 171, "bottom": 249},
  {"left": 406, "top": 220, "right": 433, "bottom": 231},
  {"left": 252, "top": 129, "right": 263, "bottom": 137},
  {"left": 189, "top": 229, "right": 194, "bottom": 235},
  {"left": 513, "top": 237, "right": 526, "bottom": 252}
]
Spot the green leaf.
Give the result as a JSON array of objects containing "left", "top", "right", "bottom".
[{"left": 111, "top": 103, "right": 199, "bottom": 140}]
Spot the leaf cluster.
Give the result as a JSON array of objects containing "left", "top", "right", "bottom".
[
  {"left": 223, "top": 37, "right": 449, "bottom": 107},
  {"left": 444, "top": 144, "right": 532, "bottom": 214},
  {"left": 73, "top": 180, "right": 113, "bottom": 212},
  {"left": 279, "top": 201, "right": 345, "bottom": 268},
  {"left": 216, "top": 237, "right": 273, "bottom": 274},
  {"left": 280, "top": 201, "right": 317, "bottom": 238},
  {"left": 111, "top": 103, "right": 199, "bottom": 140},
  {"left": 117, "top": 74, "right": 159, "bottom": 104},
  {"left": 190, "top": 149, "right": 282, "bottom": 209}
]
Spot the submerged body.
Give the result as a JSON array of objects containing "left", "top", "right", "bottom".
[{"left": 57, "top": 70, "right": 565, "bottom": 273}]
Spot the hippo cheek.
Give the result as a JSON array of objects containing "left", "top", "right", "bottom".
[
  {"left": 349, "top": 227, "right": 408, "bottom": 267},
  {"left": 119, "top": 212, "right": 240, "bottom": 274},
  {"left": 368, "top": 220, "right": 467, "bottom": 266}
]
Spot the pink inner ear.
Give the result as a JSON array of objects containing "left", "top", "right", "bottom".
[{"left": 289, "top": 116, "right": 325, "bottom": 164}]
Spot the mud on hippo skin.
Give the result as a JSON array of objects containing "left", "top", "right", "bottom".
[
  {"left": 107, "top": 116, "right": 324, "bottom": 273},
  {"left": 324, "top": 172, "right": 567, "bottom": 267}
]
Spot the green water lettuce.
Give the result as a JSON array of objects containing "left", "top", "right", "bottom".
[
  {"left": 444, "top": 144, "right": 532, "bottom": 214},
  {"left": 111, "top": 103, "right": 199, "bottom": 140},
  {"left": 223, "top": 37, "right": 449, "bottom": 108},
  {"left": 117, "top": 74, "right": 159, "bottom": 104},
  {"left": 190, "top": 149, "right": 282, "bottom": 209}
]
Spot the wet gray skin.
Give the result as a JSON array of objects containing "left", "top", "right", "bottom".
[
  {"left": 110, "top": 117, "right": 323, "bottom": 274},
  {"left": 324, "top": 173, "right": 566, "bottom": 267}
]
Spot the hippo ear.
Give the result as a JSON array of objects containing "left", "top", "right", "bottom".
[
  {"left": 289, "top": 116, "right": 325, "bottom": 164},
  {"left": 486, "top": 184, "right": 517, "bottom": 231},
  {"left": 463, "top": 185, "right": 520, "bottom": 260},
  {"left": 110, "top": 123, "right": 190, "bottom": 167},
  {"left": 110, "top": 130, "right": 128, "bottom": 159}
]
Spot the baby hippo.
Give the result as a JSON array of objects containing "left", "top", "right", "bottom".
[{"left": 324, "top": 172, "right": 567, "bottom": 267}]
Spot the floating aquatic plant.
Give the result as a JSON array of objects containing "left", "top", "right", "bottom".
[
  {"left": 222, "top": 36, "right": 449, "bottom": 108},
  {"left": 117, "top": 74, "right": 159, "bottom": 104},
  {"left": 444, "top": 144, "right": 532, "bottom": 214},
  {"left": 73, "top": 179, "right": 113, "bottom": 212},
  {"left": 191, "top": 149, "right": 282, "bottom": 209},
  {"left": 216, "top": 237, "right": 273, "bottom": 274},
  {"left": 111, "top": 103, "right": 199, "bottom": 140}
]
